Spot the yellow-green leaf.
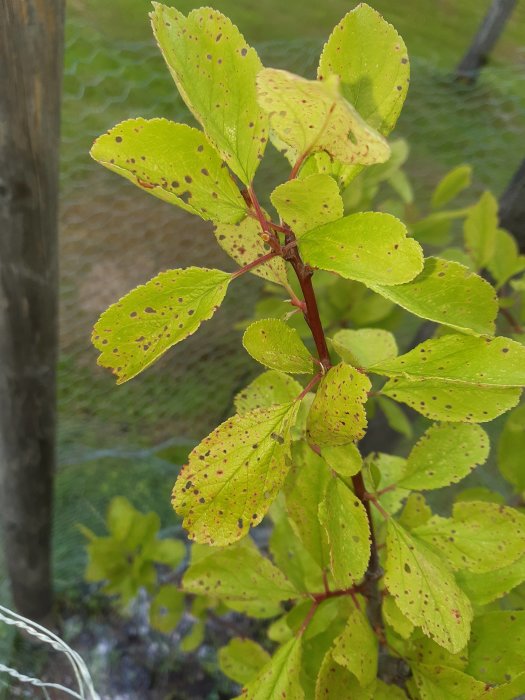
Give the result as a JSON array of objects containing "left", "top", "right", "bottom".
[
  {"left": 498, "top": 403, "right": 525, "bottom": 491},
  {"left": 90, "top": 118, "right": 246, "bottom": 223},
  {"left": 149, "top": 585, "right": 185, "bottom": 633},
  {"left": 321, "top": 443, "right": 363, "bottom": 478},
  {"left": 331, "top": 606, "right": 378, "bottom": 687},
  {"left": 235, "top": 371, "right": 302, "bottom": 414},
  {"left": 239, "top": 637, "right": 304, "bottom": 700},
  {"left": 463, "top": 191, "right": 499, "bottom": 269},
  {"left": 331, "top": 328, "right": 398, "bottom": 369},
  {"left": 431, "top": 165, "right": 472, "bottom": 209},
  {"left": 410, "top": 664, "right": 490, "bottom": 699},
  {"left": 172, "top": 402, "right": 299, "bottom": 545},
  {"left": 306, "top": 363, "right": 371, "bottom": 447},
  {"left": 219, "top": 638, "right": 271, "bottom": 685},
  {"left": 93, "top": 267, "right": 231, "bottom": 384},
  {"left": 467, "top": 611, "right": 525, "bottom": 685},
  {"left": 243, "top": 319, "right": 313, "bottom": 374},
  {"left": 150, "top": 4, "right": 267, "bottom": 184},
  {"left": 299, "top": 212, "right": 423, "bottom": 286}
]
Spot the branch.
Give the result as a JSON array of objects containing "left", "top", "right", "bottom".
[{"left": 231, "top": 251, "right": 277, "bottom": 279}]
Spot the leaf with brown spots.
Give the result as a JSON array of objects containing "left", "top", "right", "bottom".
[
  {"left": 92, "top": 267, "right": 231, "bottom": 384},
  {"left": 318, "top": 477, "right": 371, "bottom": 588},
  {"left": 243, "top": 319, "right": 314, "bottom": 374},
  {"left": 409, "top": 664, "right": 491, "bottom": 699},
  {"left": 90, "top": 118, "right": 246, "bottom": 223},
  {"left": 234, "top": 370, "right": 302, "bottom": 414},
  {"left": 270, "top": 174, "right": 344, "bottom": 238},
  {"left": 466, "top": 611, "right": 525, "bottom": 686},
  {"left": 239, "top": 636, "right": 304, "bottom": 700},
  {"left": 315, "top": 651, "right": 369, "bottom": 700},
  {"left": 214, "top": 216, "right": 289, "bottom": 287},
  {"left": 299, "top": 212, "right": 424, "bottom": 286},
  {"left": 331, "top": 606, "right": 378, "bottom": 687},
  {"left": 385, "top": 519, "right": 473, "bottom": 653},
  {"left": 306, "top": 363, "right": 371, "bottom": 447},
  {"left": 256, "top": 68, "right": 390, "bottom": 167},
  {"left": 172, "top": 402, "right": 299, "bottom": 545},
  {"left": 150, "top": 4, "right": 267, "bottom": 185}
]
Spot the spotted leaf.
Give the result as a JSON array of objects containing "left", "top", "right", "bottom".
[
  {"left": 93, "top": 267, "right": 231, "bottom": 384},
  {"left": 466, "top": 611, "right": 525, "bottom": 686},
  {"left": 239, "top": 637, "right": 304, "bottom": 700},
  {"left": 151, "top": 4, "right": 267, "bottom": 184},
  {"left": 243, "top": 319, "right": 313, "bottom": 374},
  {"left": 90, "top": 119, "right": 246, "bottom": 223},
  {"left": 331, "top": 606, "right": 378, "bottom": 687},
  {"left": 172, "top": 402, "right": 299, "bottom": 545},
  {"left": 235, "top": 371, "right": 302, "bottom": 414}
]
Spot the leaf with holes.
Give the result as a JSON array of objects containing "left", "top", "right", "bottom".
[
  {"left": 150, "top": 4, "right": 267, "bottom": 184},
  {"left": 332, "top": 328, "right": 398, "bottom": 369},
  {"left": 172, "top": 402, "right": 299, "bottom": 545},
  {"left": 385, "top": 519, "right": 472, "bottom": 653},
  {"left": 306, "top": 363, "right": 371, "bottom": 447},
  {"left": 219, "top": 638, "right": 271, "bottom": 685},
  {"left": 214, "top": 216, "right": 289, "bottom": 286},
  {"left": 299, "top": 212, "right": 423, "bottom": 286},
  {"left": 243, "top": 319, "right": 313, "bottom": 374},
  {"left": 235, "top": 371, "right": 302, "bottom": 414},
  {"left": 370, "top": 257, "right": 498, "bottom": 336},
  {"left": 398, "top": 423, "right": 490, "bottom": 491},
  {"left": 331, "top": 606, "right": 378, "bottom": 687},
  {"left": 270, "top": 174, "right": 343, "bottom": 237},
  {"left": 256, "top": 69, "right": 390, "bottom": 167},
  {"left": 93, "top": 267, "right": 231, "bottom": 384},
  {"left": 319, "top": 478, "right": 371, "bottom": 588},
  {"left": 431, "top": 165, "right": 472, "bottom": 209},
  {"left": 413, "top": 501, "right": 525, "bottom": 574},
  {"left": 90, "top": 119, "right": 246, "bottom": 224},
  {"left": 239, "top": 637, "right": 304, "bottom": 700},
  {"left": 463, "top": 191, "right": 498, "bottom": 269}
]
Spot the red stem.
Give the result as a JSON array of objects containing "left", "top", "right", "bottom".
[
  {"left": 296, "top": 372, "right": 322, "bottom": 401},
  {"left": 231, "top": 251, "right": 277, "bottom": 279}
]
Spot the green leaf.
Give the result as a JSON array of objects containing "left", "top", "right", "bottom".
[
  {"left": 385, "top": 519, "right": 472, "bottom": 653},
  {"left": 375, "top": 681, "right": 408, "bottom": 699},
  {"left": 243, "top": 319, "right": 313, "bottom": 374},
  {"left": 214, "top": 217, "right": 289, "bottom": 287},
  {"left": 256, "top": 68, "right": 390, "bottom": 166},
  {"left": 467, "top": 611, "right": 525, "bottom": 686},
  {"left": 183, "top": 540, "right": 297, "bottom": 611},
  {"left": 90, "top": 118, "right": 246, "bottom": 224},
  {"left": 370, "top": 257, "right": 498, "bottom": 336},
  {"left": 315, "top": 652, "right": 368, "bottom": 700},
  {"left": 410, "top": 664, "right": 490, "bottom": 699},
  {"left": 431, "top": 165, "right": 472, "bottom": 209},
  {"left": 377, "top": 396, "right": 413, "bottom": 439},
  {"left": 306, "top": 363, "right": 371, "bottom": 447},
  {"left": 413, "top": 501, "right": 525, "bottom": 574},
  {"left": 145, "top": 538, "right": 185, "bottom": 568},
  {"left": 331, "top": 329, "right": 398, "bottom": 369},
  {"left": 270, "top": 175, "right": 343, "bottom": 237},
  {"left": 150, "top": 4, "right": 267, "bottom": 185},
  {"left": 239, "top": 637, "right": 304, "bottom": 700},
  {"left": 321, "top": 443, "right": 363, "bottom": 478},
  {"left": 383, "top": 595, "right": 414, "bottom": 639},
  {"left": 219, "top": 638, "right": 271, "bottom": 685},
  {"left": 488, "top": 229, "right": 525, "bottom": 288},
  {"left": 180, "top": 618, "right": 205, "bottom": 652},
  {"left": 149, "top": 585, "right": 185, "bottom": 633},
  {"left": 463, "top": 191, "right": 498, "bottom": 269},
  {"left": 299, "top": 212, "right": 423, "bottom": 286},
  {"left": 398, "top": 493, "right": 432, "bottom": 530},
  {"left": 498, "top": 403, "right": 525, "bottom": 491},
  {"left": 172, "top": 402, "right": 299, "bottom": 545},
  {"left": 319, "top": 478, "right": 371, "bottom": 588},
  {"left": 235, "top": 371, "right": 302, "bottom": 414},
  {"left": 331, "top": 606, "right": 378, "bottom": 686},
  {"left": 318, "top": 3, "right": 409, "bottom": 137},
  {"left": 93, "top": 267, "right": 231, "bottom": 384},
  {"left": 398, "top": 423, "right": 490, "bottom": 491},
  {"left": 456, "top": 554, "right": 525, "bottom": 606},
  {"left": 364, "top": 453, "right": 408, "bottom": 516}
]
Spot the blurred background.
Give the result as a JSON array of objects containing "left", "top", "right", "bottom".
[{"left": 1, "top": 0, "right": 524, "bottom": 697}]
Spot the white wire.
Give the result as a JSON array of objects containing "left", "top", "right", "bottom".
[{"left": 0, "top": 604, "right": 100, "bottom": 700}]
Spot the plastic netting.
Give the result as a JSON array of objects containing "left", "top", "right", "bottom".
[{"left": 1, "top": 0, "right": 525, "bottom": 691}]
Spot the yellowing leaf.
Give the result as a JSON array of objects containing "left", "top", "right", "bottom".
[
  {"left": 463, "top": 191, "right": 498, "bottom": 269},
  {"left": 385, "top": 519, "right": 472, "bottom": 653},
  {"left": 331, "top": 328, "right": 398, "bottom": 369},
  {"left": 398, "top": 423, "right": 490, "bottom": 491},
  {"left": 173, "top": 403, "right": 298, "bottom": 545},
  {"left": 371, "top": 257, "right": 498, "bottom": 336},
  {"left": 243, "top": 319, "right": 313, "bottom": 374},
  {"left": 214, "top": 216, "right": 289, "bottom": 286},
  {"left": 306, "top": 363, "right": 371, "bottom": 447},
  {"left": 150, "top": 4, "right": 267, "bottom": 184},
  {"left": 331, "top": 606, "right": 378, "bottom": 686},
  {"left": 219, "top": 638, "right": 271, "bottom": 685},
  {"left": 239, "top": 637, "right": 304, "bottom": 700},
  {"left": 235, "top": 371, "right": 302, "bottom": 414},
  {"left": 319, "top": 478, "right": 371, "bottom": 588},
  {"left": 270, "top": 174, "right": 343, "bottom": 237},
  {"left": 256, "top": 68, "right": 390, "bottom": 166},
  {"left": 90, "top": 118, "right": 246, "bottom": 223},
  {"left": 299, "top": 212, "right": 423, "bottom": 286},
  {"left": 413, "top": 501, "right": 525, "bottom": 574},
  {"left": 93, "top": 267, "right": 231, "bottom": 384}
]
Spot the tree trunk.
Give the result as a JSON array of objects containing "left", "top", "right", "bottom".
[
  {"left": 500, "top": 158, "right": 525, "bottom": 253},
  {"left": 0, "top": 0, "right": 65, "bottom": 620},
  {"left": 456, "top": 0, "right": 518, "bottom": 82}
]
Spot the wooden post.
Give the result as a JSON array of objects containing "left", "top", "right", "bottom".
[
  {"left": 0, "top": 0, "right": 65, "bottom": 620},
  {"left": 500, "top": 158, "right": 525, "bottom": 253},
  {"left": 456, "top": 0, "right": 518, "bottom": 82}
]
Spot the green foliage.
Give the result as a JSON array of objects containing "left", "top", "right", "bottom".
[{"left": 87, "top": 4, "right": 525, "bottom": 697}]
